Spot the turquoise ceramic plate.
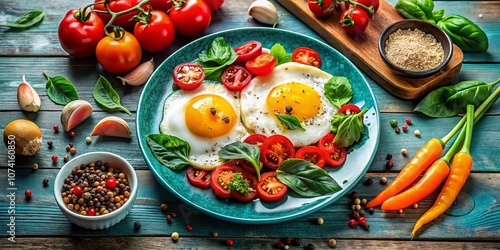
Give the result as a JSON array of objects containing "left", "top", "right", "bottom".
[{"left": 137, "top": 27, "right": 380, "bottom": 224}]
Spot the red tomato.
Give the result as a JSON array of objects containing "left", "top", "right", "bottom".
[
  {"left": 234, "top": 41, "right": 262, "bottom": 64},
  {"left": 58, "top": 9, "right": 104, "bottom": 58},
  {"left": 172, "top": 62, "right": 205, "bottom": 90},
  {"left": 239, "top": 160, "right": 263, "bottom": 174},
  {"left": 221, "top": 65, "right": 252, "bottom": 91},
  {"left": 204, "top": 0, "right": 224, "bottom": 11},
  {"left": 149, "top": 0, "right": 173, "bottom": 12},
  {"left": 345, "top": 0, "right": 380, "bottom": 14},
  {"left": 92, "top": 0, "right": 147, "bottom": 27},
  {"left": 295, "top": 146, "right": 326, "bottom": 168},
  {"left": 245, "top": 54, "right": 276, "bottom": 75},
  {"left": 256, "top": 171, "right": 288, "bottom": 201},
  {"left": 95, "top": 31, "right": 142, "bottom": 74},
  {"left": 243, "top": 134, "right": 267, "bottom": 149},
  {"left": 318, "top": 133, "right": 335, "bottom": 151},
  {"left": 260, "top": 135, "right": 295, "bottom": 169},
  {"left": 308, "top": 0, "right": 335, "bottom": 17},
  {"left": 291, "top": 47, "right": 322, "bottom": 68},
  {"left": 339, "top": 104, "right": 364, "bottom": 121},
  {"left": 340, "top": 7, "right": 370, "bottom": 35},
  {"left": 186, "top": 166, "right": 211, "bottom": 189},
  {"left": 318, "top": 134, "right": 347, "bottom": 167},
  {"left": 210, "top": 164, "right": 242, "bottom": 199},
  {"left": 231, "top": 171, "right": 259, "bottom": 202},
  {"left": 134, "top": 10, "right": 175, "bottom": 52},
  {"left": 170, "top": 0, "right": 211, "bottom": 36}
]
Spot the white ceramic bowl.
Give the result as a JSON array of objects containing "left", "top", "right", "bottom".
[{"left": 54, "top": 152, "right": 138, "bottom": 230}]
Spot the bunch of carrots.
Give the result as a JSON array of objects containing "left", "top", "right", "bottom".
[{"left": 366, "top": 85, "right": 500, "bottom": 238}]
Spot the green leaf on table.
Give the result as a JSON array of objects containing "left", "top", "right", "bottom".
[
  {"left": 0, "top": 10, "right": 44, "bottom": 29},
  {"left": 275, "top": 114, "right": 305, "bottom": 131},
  {"left": 146, "top": 134, "right": 192, "bottom": 171},
  {"left": 43, "top": 72, "right": 78, "bottom": 105},
  {"left": 276, "top": 159, "right": 342, "bottom": 197},
  {"left": 270, "top": 43, "right": 292, "bottom": 66},
  {"left": 324, "top": 76, "right": 353, "bottom": 108},
  {"left": 218, "top": 141, "right": 261, "bottom": 179},
  {"left": 93, "top": 76, "right": 131, "bottom": 115},
  {"left": 333, "top": 108, "right": 367, "bottom": 147}
]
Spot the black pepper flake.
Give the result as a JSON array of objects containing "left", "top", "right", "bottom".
[
  {"left": 285, "top": 105, "right": 293, "bottom": 114},
  {"left": 210, "top": 107, "right": 216, "bottom": 115},
  {"left": 222, "top": 116, "right": 230, "bottom": 124}
]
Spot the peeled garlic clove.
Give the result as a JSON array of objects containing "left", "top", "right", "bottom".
[
  {"left": 118, "top": 58, "right": 155, "bottom": 86},
  {"left": 61, "top": 100, "right": 93, "bottom": 132},
  {"left": 248, "top": 0, "right": 279, "bottom": 25},
  {"left": 17, "top": 76, "right": 41, "bottom": 112},
  {"left": 90, "top": 116, "right": 131, "bottom": 138},
  {"left": 3, "top": 119, "right": 42, "bottom": 156}
]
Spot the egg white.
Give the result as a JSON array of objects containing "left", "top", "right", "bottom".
[
  {"left": 240, "top": 62, "right": 337, "bottom": 147},
  {"left": 160, "top": 83, "right": 249, "bottom": 168}
]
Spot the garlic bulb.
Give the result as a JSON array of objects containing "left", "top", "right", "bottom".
[
  {"left": 17, "top": 75, "right": 41, "bottom": 112},
  {"left": 248, "top": 0, "right": 279, "bottom": 26}
]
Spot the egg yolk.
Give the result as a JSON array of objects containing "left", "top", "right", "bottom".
[
  {"left": 185, "top": 94, "right": 236, "bottom": 138},
  {"left": 266, "top": 82, "right": 321, "bottom": 121}
]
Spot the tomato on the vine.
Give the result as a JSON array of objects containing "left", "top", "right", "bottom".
[
  {"left": 345, "top": 0, "right": 379, "bottom": 14},
  {"left": 260, "top": 135, "right": 295, "bottom": 169},
  {"left": 308, "top": 0, "right": 335, "bottom": 17},
  {"left": 172, "top": 62, "right": 205, "bottom": 90},
  {"left": 210, "top": 164, "right": 242, "bottom": 199},
  {"left": 149, "top": 0, "right": 174, "bottom": 12},
  {"left": 245, "top": 54, "right": 276, "bottom": 75},
  {"left": 95, "top": 30, "right": 142, "bottom": 74},
  {"left": 340, "top": 7, "right": 370, "bottom": 35},
  {"left": 231, "top": 171, "right": 259, "bottom": 202},
  {"left": 170, "top": 0, "right": 211, "bottom": 37},
  {"left": 186, "top": 166, "right": 211, "bottom": 189},
  {"left": 58, "top": 9, "right": 104, "bottom": 58},
  {"left": 295, "top": 146, "right": 326, "bottom": 168},
  {"left": 234, "top": 41, "right": 262, "bottom": 64},
  {"left": 204, "top": 0, "right": 224, "bottom": 11},
  {"left": 221, "top": 65, "right": 252, "bottom": 91},
  {"left": 92, "top": 0, "right": 147, "bottom": 27},
  {"left": 291, "top": 47, "right": 322, "bottom": 68},
  {"left": 256, "top": 171, "right": 288, "bottom": 201},
  {"left": 134, "top": 10, "right": 175, "bottom": 52}
]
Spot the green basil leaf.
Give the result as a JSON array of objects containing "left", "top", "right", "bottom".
[
  {"left": 146, "top": 134, "right": 192, "bottom": 170},
  {"left": 218, "top": 141, "right": 261, "bottom": 179},
  {"left": 277, "top": 159, "right": 342, "bottom": 197},
  {"left": 0, "top": 10, "right": 44, "bottom": 29},
  {"left": 330, "top": 112, "right": 347, "bottom": 134},
  {"left": 201, "top": 65, "right": 228, "bottom": 81},
  {"left": 333, "top": 108, "right": 367, "bottom": 147},
  {"left": 93, "top": 76, "right": 131, "bottom": 115},
  {"left": 395, "top": 0, "right": 434, "bottom": 21},
  {"left": 437, "top": 14, "right": 489, "bottom": 52},
  {"left": 270, "top": 43, "right": 292, "bottom": 66},
  {"left": 432, "top": 8, "right": 445, "bottom": 22},
  {"left": 43, "top": 72, "right": 78, "bottom": 105},
  {"left": 228, "top": 172, "right": 249, "bottom": 196},
  {"left": 414, "top": 79, "right": 497, "bottom": 117},
  {"left": 197, "top": 37, "right": 238, "bottom": 80},
  {"left": 324, "top": 76, "right": 353, "bottom": 108},
  {"left": 275, "top": 114, "right": 305, "bottom": 131}
]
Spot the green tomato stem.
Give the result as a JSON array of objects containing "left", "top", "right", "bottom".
[{"left": 104, "top": 0, "right": 151, "bottom": 38}]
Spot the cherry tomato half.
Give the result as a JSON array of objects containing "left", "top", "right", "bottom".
[
  {"left": 243, "top": 134, "right": 267, "bottom": 149},
  {"left": 339, "top": 104, "right": 364, "bottom": 121},
  {"left": 291, "top": 47, "right": 322, "bottom": 68},
  {"left": 256, "top": 171, "right": 288, "bottom": 201},
  {"left": 169, "top": 0, "right": 211, "bottom": 37},
  {"left": 318, "top": 134, "right": 347, "bottom": 167},
  {"left": 134, "top": 10, "right": 175, "bottom": 52},
  {"left": 245, "top": 54, "right": 276, "bottom": 75},
  {"left": 210, "top": 164, "right": 243, "bottom": 199},
  {"left": 231, "top": 171, "right": 259, "bottom": 202},
  {"left": 186, "top": 166, "right": 211, "bottom": 189},
  {"left": 95, "top": 31, "right": 142, "bottom": 74},
  {"left": 58, "top": 9, "right": 104, "bottom": 58},
  {"left": 172, "top": 62, "right": 205, "bottom": 90},
  {"left": 234, "top": 41, "right": 262, "bottom": 64},
  {"left": 340, "top": 7, "right": 370, "bottom": 36},
  {"left": 295, "top": 146, "right": 326, "bottom": 168},
  {"left": 260, "top": 135, "right": 295, "bottom": 169},
  {"left": 308, "top": 0, "right": 335, "bottom": 17},
  {"left": 221, "top": 65, "right": 252, "bottom": 91}
]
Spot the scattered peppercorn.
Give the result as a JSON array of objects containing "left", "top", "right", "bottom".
[
  {"left": 357, "top": 216, "right": 367, "bottom": 226},
  {"left": 355, "top": 204, "right": 361, "bottom": 211},
  {"left": 70, "top": 147, "right": 76, "bottom": 155},
  {"left": 401, "top": 148, "right": 408, "bottom": 155},
  {"left": 85, "top": 136, "right": 92, "bottom": 144},
  {"left": 352, "top": 211, "right": 360, "bottom": 220},
  {"left": 51, "top": 155, "right": 58, "bottom": 163},
  {"left": 283, "top": 245, "right": 289, "bottom": 250},
  {"left": 364, "top": 178, "right": 373, "bottom": 186},
  {"left": 171, "top": 232, "right": 179, "bottom": 241},
  {"left": 186, "top": 225, "right": 193, "bottom": 231},
  {"left": 64, "top": 155, "right": 70, "bottom": 162},
  {"left": 359, "top": 209, "right": 366, "bottom": 217},
  {"left": 414, "top": 129, "right": 421, "bottom": 136},
  {"left": 134, "top": 221, "right": 141, "bottom": 231},
  {"left": 47, "top": 140, "right": 53, "bottom": 148},
  {"left": 368, "top": 207, "right": 375, "bottom": 214},
  {"left": 353, "top": 198, "right": 361, "bottom": 205},
  {"left": 380, "top": 176, "right": 388, "bottom": 184},
  {"left": 25, "top": 189, "right": 32, "bottom": 198},
  {"left": 69, "top": 131, "right": 75, "bottom": 137},
  {"left": 226, "top": 239, "right": 234, "bottom": 247},
  {"left": 348, "top": 219, "right": 356, "bottom": 228},
  {"left": 212, "top": 231, "right": 218, "bottom": 237},
  {"left": 402, "top": 124, "right": 408, "bottom": 132},
  {"left": 361, "top": 198, "right": 367, "bottom": 205},
  {"left": 395, "top": 127, "right": 401, "bottom": 133},
  {"left": 166, "top": 214, "right": 172, "bottom": 223},
  {"left": 69, "top": 142, "right": 73, "bottom": 148},
  {"left": 160, "top": 203, "right": 168, "bottom": 212},
  {"left": 66, "top": 145, "right": 71, "bottom": 151},
  {"left": 385, "top": 160, "right": 393, "bottom": 170},
  {"left": 405, "top": 118, "right": 412, "bottom": 125},
  {"left": 32, "top": 163, "right": 39, "bottom": 170},
  {"left": 348, "top": 191, "right": 358, "bottom": 199},
  {"left": 398, "top": 209, "right": 404, "bottom": 214},
  {"left": 43, "top": 178, "right": 49, "bottom": 187},
  {"left": 316, "top": 217, "right": 324, "bottom": 225},
  {"left": 328, "top": 238, "right": 337, "bottom": 248},
  {"left": 306, "top": 243, "right": 315, "bottom": 250},
  {"left": 362, "top": 223, "right": 370, "bottom": 230},
  {"left": 292, "top": 238, "right": 301, "bottom": 246},
  {"left": 386, "top": 153, "right": 392, "bottom": 160},
  {"left": 171, "top": 212, "right": 177, "bottom": 217},
  {"left": 276, "top": 242, "right": 285, "bottom": 249},
  {"left": 283, "top": 237, "right": 292, "bottom": 245},
  {"left": 413, "top": 203, "right": 419, "bottom": 209},
  {"left": 53, "top": 124, "right": 59, "bottom": 132},
  {"left": 389, "top": 119, "right": 398, "bottom": 127}
]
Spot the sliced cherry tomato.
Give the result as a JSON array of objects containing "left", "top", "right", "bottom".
[
  {"left": 256, "top": 171, "right": 288, "bottom": 201},
  {"left": 295, "top": 146, "right": 326, "bottom": 168},
  {"left": 234, "top": 41, "right": 262, "bottom": 64},
  {"left": 340, "top": 7, "right": 370, "bottom": 36},
  {"left": 308, "top": 0, "right": 335, "bottom": 17},
  {"left": 186, "top": 166, "right": 211, "bottom": 188},
  {"left": 260, "top": 135, "right": 295, "bottom": 169},
  {"left": 172, "top": 62, "right": 205, "bottom": 90},
  {"left": 243, "top": 134, "right": 267, "bottom": 149},
  {"left": 231, "top": 171, "right": 259, "bottom": 202},
  {"left": 339, "top": 104, "right": 364, "bottom": 121},
  {"left": 318, "top": 134, "right": 347, "bottom": 167},
  {"left": 245, "top": 54, "right": 276, "bottom": 75},
  {"left": 210, "top": 164, "right": 243, "bottom": 199},
  {"left": 318, "top": 133, "right": 335, "bottom": 151},
  {"left": 291, "top": 47, "right": 322, "bottom": 68},
  {"left": 221, "top": 65, "right": 252, "bottom": 91}
]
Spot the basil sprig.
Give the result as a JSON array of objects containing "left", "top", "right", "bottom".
[
  {"left": 218, "top": 141, "right": 261, "bottom": 179},
  {"left": 93, "top": 76, "right": 131, "bottom": 115},
  {"left": 270, "top": 43, "right": 292, "bottom": 66},
  {"left": 324, "top": 76, "right": 353, "bottom": 109},
  {"left": 332, "top": 107, "right": 368, "bottom": 147},
  {"left": 197, "top": 37, "right": 238, "bottom": 81},
  {"left": 146, "top": 134, "right": 193, "bottom": 170},
  {"left": 276, "top": 114, "right": 305, "bottom": 131},
  {"left": 277, "top": 159, "right": 342, "bottom": 197},
  {"left": 43, "top": 72, "right": 79, "bottom": 105},
  {"left": 0, "top": 10, "right": 44, "bottom": 29}
]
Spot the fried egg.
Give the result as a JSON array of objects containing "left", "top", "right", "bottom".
[
  {"left": 240, "top": 62, "right": 337, "bottom": 147},
  {"left": 160, "top": 83, "right": 249, "bottom": 168}
]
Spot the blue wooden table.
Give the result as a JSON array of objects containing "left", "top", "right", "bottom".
[{"left": 1, "top": 0, "right": 499, "bottom": 249}]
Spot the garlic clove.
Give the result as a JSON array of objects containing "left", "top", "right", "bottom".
[
  {"left": 248, "top": 0, "right": 279, "bottom": 26},
  {"left": 118, "top": 58, "right": 155, "bottom": 86},
  {"left": 17, "top": 76, "right": 41, "bottom": 112},
  {"left": 90, "top": 116, "right": 131, "bottom": 138},
  {"left": 60, "top": 100, "right": 93, "bottom": 132}
]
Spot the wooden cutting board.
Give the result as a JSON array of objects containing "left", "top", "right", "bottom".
[{"left": 277, "top": 0, "right": 463, "bottom": 100}]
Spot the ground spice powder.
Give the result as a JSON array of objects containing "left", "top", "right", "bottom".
[{"left": 385, "top": 28, "right": 444, "bottom": 72}]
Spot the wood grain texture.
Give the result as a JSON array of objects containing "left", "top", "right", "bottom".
[{"left": 277, "top": 0, "right": 464, "bottom": 99}]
